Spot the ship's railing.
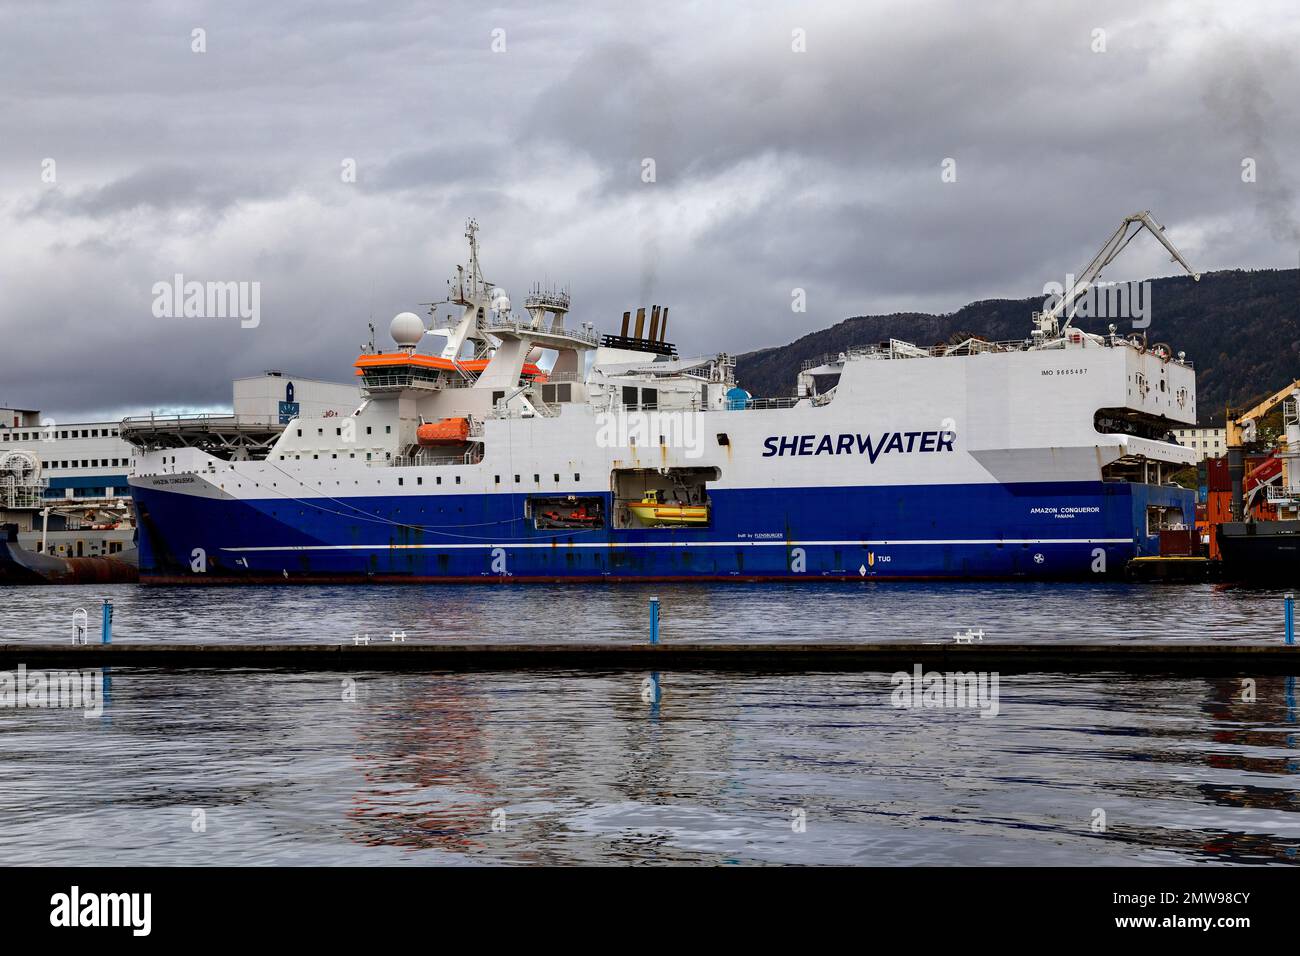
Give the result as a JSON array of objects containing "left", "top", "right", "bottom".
[
  {"left": 120, "top": 413, "right": 288, "bottom": 461},
  {"left": 121, "top": 413, "right": 284, "bottom": 429},
  {"left": 524, "top": 290, "right": 571, "bottom": 311},
  {"left": 694, "top": 396, "right": 805, "bottom": 412},
  {"left": 0, "top": 477, "right": 48, "bottom": 510},
  {"left": 730, "top": 396, "right": 803, "bottom": 411},
  {"left": 359, "top": 370, "right": 460, "bottom": 391},
  {"left": 610, "top": 395, "right": 807, "bottom": 413},
  {"left": 487, "top": 318, "right": 600, "bottom": 346},
  {"left": 1265, "top": 485, "right": 1300, "bottom": 502},
  {"left": 800, "top": 339, "right": 1029, "bottom": 370},
  {"left": 384, "top": 450, "right": 480, "bottom": 468},
  {"left": 801, "top": 336, "right": 1194, "bottom": 369},
  {"left": 360, "top": 370, "right": 485, "bottom": 391}
]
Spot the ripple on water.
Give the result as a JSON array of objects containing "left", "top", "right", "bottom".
[
  {"left": 0, "top": 580, "right": 1291, "bottom": 645},
  {"left": 0, "top": 669, "right": 1296, "bottom": 865}
]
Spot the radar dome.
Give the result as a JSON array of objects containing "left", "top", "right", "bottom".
[{"left": 389, "top": 311, "right": 425, "bottom": 348}]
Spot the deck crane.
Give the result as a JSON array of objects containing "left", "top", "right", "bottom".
[{"left": 1033, "top": 211, "right": 1201, "bottom": 341}]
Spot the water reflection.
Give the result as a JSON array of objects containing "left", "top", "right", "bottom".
[
  {"left": 307, "top": 669, "right": 1300, "bottom": 865},
  {"left": 0, "top": 666, "right": 1296, "bottom": 864}
]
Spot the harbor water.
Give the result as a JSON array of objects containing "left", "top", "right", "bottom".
[{"left": 0, "top": 582, "right": 1297, "bottom": 865}]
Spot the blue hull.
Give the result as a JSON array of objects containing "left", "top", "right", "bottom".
[{"left": 131, "top": 480, "right": 1193, "bottom": 582}]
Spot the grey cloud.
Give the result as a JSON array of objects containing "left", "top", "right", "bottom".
[
  {"left": 1, "top": 0, "right": 1299, "bottom": 419},
  {"left": 1201, "top": 34, "right": 1300, "bottom": 242},
  {"left": 22, "top": 165, "right": 284, "bottom": 219},
  {"left": 358, "top": 146, "right": 507, "bottom": 194}
]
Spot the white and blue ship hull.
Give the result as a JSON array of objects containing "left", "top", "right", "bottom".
[{"left": 131, "top": 477, "right": 1192, "bottom": 582}]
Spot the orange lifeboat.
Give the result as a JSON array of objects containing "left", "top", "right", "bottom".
[{"left": 416, "top": 418, "right": 470, "bottom": 445}]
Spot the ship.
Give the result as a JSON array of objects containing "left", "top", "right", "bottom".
[
  {"left": 126, "top": 215, "right": 1201, "bottom": 583},
  {"left": 0, "top": 417, "right": 138, "bottom": 583},
  {"left": 1215, "top": 381, "right": 1300, "bottom": 582},
  {"left": 0, "top": 373, "right": 364, "bottom": 582}
]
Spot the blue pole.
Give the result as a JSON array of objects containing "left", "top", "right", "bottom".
[
  {"left": 101, "top": 598, "right": 113, "bottom": 644},
  {"left": 1286, "top": 592, "right": 1295, "bottom": 646},
  {"left": 649, "top": 596, "right": 660, "bottom": 645}
]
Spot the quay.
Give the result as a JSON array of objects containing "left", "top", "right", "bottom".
[{"left": 0, "top": 642, "right": 1296, "bottom": 674}]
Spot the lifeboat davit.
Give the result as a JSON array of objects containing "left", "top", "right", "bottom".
[
  {"left": 627, "top": 490, "right": 709, "bottom": 526},
  {"left": 417, "top": 418, "right": 470, "bottom": 445}
]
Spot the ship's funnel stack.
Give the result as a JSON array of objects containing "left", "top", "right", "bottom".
[{"left": 600, "top": 303, "right": 678, "bottom": 357}]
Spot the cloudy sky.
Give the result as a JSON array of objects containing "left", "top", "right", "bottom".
[{"left": 2, "top": 0, "right": 1298, "bottom": 419}]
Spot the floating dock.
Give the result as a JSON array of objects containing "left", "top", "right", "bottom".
[
  {"left": 0, "top": 642, "right": 1296, "bottom": 674},
  {"left": 1124, "top": 555, "right": 1220, "bottom": 583}
]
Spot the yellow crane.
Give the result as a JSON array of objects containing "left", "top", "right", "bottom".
[{"left": 1225, "top": 378, "right": 1300, "bottom": 519}]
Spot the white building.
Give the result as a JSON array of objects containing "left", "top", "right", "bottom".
[
  {"left": 233, "top": 371, "right": 361, "bottom": 423},
  {"left": 0, "top": 373, "right": 359, "bottom": 541},
  {"left": 1171, "top": 426, "right": 1226, "bottom": 461},
  {"left": 0, "top": 407, "right": 134, "bottom": 502}
]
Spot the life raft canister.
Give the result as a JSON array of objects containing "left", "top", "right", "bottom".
[{"left": 416, "top": 418, "right": 470, "bottom": 445}]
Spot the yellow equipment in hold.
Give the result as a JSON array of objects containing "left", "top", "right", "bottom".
[{"left": 627, "top": 489, "right": 709, "bottom": 526}]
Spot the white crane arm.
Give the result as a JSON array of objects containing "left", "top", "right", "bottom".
[{"left": 1037, "top": 211, "right": 1201, "bottom": 338}]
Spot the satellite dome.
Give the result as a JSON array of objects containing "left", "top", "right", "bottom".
[{"left": 389, "top": 311, "right": 425, "bottom": 348}]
